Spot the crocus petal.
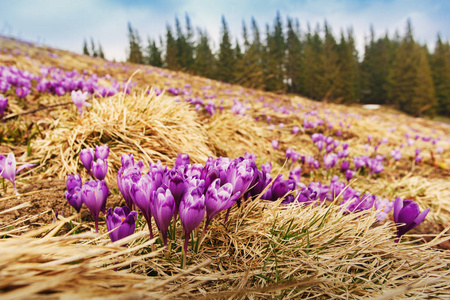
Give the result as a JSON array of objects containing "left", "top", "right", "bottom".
[
  {"left": 393, "top": 197, "right": 403, "bottom": 222},
  {"left": 16, "top": 163, "right": 35, "bottom": 174}
]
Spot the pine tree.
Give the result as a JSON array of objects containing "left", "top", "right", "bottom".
[
  {"left": 236, "top": 18, "right": 265, "bottom": 89},
  {"left": 360, "top": 27, "right": 392, "bottom": 104},
  {"left": 322, "top": 21, "right": 340, "bottom": 101},
  {"left": 146, "top": 37, "right": 163, "bottom": 67},
  {"left": 98, "top": 41, "right": 105, "bottom": 59},
  {"left": 285, "top": 17, "right": 303, "bottom": 93},
  {"left": 194, "top": 28, "right": 215, "bottom": 78},
  {"left": 83, "top": 39, "right": 90, "bottom": 56},
  {"left": 430, "top": 35, "right": 450, "bottom": 115},
  {"left": 265, "top": 11, "right": 285, "bottom": 92},
  {"left": 388, "top": 20, "right": 436, "bottom": 116},
  {"left": 335, "top": 29, "right": 359, "bottom": 103},
  {"left": 303, "top": 24, "right": 325, "bottom": 100},
  {"left": 216, "top": 16, "right": 235, "bottom": 83},
  {"left": 91, "top": 38, "right": 97, "bottom": 57},
  {"left": 184, "top": 13, "right": 195, "bottom": 71},
  {"left": 233, "top": 39, "right": 243, "bottom": 83},
  {"left": 165, "top": 25, "right": 179, "bottom": 69},
  {"left": 127, "top": 22, "right": 144, "bottom": 64}
]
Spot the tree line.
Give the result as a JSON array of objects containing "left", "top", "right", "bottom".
[
  {"left": 83, "top": 38, "right": 105, "bottom": 58},
  {"left": 122, "top": 13, "right": 449, "bottom": 117}
]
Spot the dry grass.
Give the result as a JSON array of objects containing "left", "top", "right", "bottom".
[
  {"left": 31, "top": 89, "right": 213, "bottom": 181},
  {"left": 0, "top": 200, "right": 449, "bottom": 299}
]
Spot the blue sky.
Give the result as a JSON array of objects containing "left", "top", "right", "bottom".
[{"left": 1, "top": 0, "right": 449, "bottom": 61}]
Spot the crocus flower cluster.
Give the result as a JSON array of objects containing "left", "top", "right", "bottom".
[
  {"left": 353, "top": 155, "right": 384, "bottom": 174},
  {"left": 311, "top": 133, "right": 341, "bottom": 154},
  {"left": 65, "top": 145, "right": 111, "bottom": 233},
  {"left": 116, "top": 153, "right": 257, "bottom": 259},
  {"left": 80, "top": 145, "right": 109, "bottom": 179},
  {"left": 0, "top": 65, "right": 124, "bottom": 100},
  {"left": 64, "top": 173, "right": 109, "bottom": 233}
]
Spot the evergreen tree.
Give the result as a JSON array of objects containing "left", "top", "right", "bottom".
[
  {"left": 322, "top": 21, "right": 340, "bottom": 101},
  {"left": 98, "top": 41, "right": 105, "bottom": 59},
  {"left": 360, "top": 27, "right": 392, "bottom": 104},
  {"left": 388, "top": 20, "right": 436, "bottom": 116},
  {"left": 216, "top": 16, "right": 235, "bottom": 83},
  {"left": 165, "top": 25, "right": 179, "bottom": 69},
  {"left": 430, "top": 35, "right": 450, "bottom": 115},
  {"left": 238, "top": 18, "right": 265, "bottom": 89},
  {"left": 303, "top": 24, "right": 325, "bottom": 100},
  {"left": 265, "top": 11, "right": 285, "bottom": 92},
  {"left": 184, "top": 13, "right": 195, "bottom": 71},
  {"left": 194, "top": 28, "right": 215, "bottom": 78},
  {"left": 91, "top": 38, "right": 97, "bottom": 57},
  {"left": 83, "top": 39, "right": 90, "bottom": 56},
  {"left": 146, "top": 37, "right": 163, "bottom": 67},
  {"left": 285, "top": 17, "right": 303, "bottom": 93},
  {"left": 127, "top": 22, "right": 144, "bottom": 64},
  {"left": 173, "top": 14, "right": 195, "bottom": 72},
  {"left": 233, "top": 39, "right": 243, "bottom": 83},
  {"left": 335, "top": 29, "right": 359, "bottom": 103}
]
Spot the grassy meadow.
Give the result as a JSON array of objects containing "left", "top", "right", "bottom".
[{"left": 0, "top": 36, "right": 449, "bottom": 299}]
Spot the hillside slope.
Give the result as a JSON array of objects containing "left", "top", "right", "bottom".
[{"left": 0, "top": 35, "right": 449, "bottom": 299}]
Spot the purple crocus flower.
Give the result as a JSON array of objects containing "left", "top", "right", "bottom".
[
  {"left": 0, "top": 95, "right": 8, "bottom": 121},
  {"left": 316, "top": 140, "right": 324, "bottom": 152},
  {"left": 71, "top": 90, "right": 91, "bottom": 116},
  {"left": 289, "top": 167, "right": 302, "bottom": 183},
  {"left": 271, "top": 140, "right": 279, "bottom": 150},
  {"left": 204, "top": 178, "right": 240, "bottom": 229},
  {"left": 353, "top": 156, "right": 366, "bottom": 170},
  {"left": 81, "top": 180, "right": 109, "bottom": 233},
  {"left": 80, "top": 148, "right": 95, "bottom": 175},
  {"left": 374, "top": 198, "right": 393, "bottom": 221},
  {"left": 226, "top": 159, "right": 255, "bottom": 196},
  {"left": 261, "top": 162, "right": 272, "bottom": 174},
  {"left": 92, "top": 159, "right": 108, "bottom": 180},
  {"left": 179, "top": 187, "right": 205, "bottom": 266},
  {"left": 393, "top": 197, "right": 429, "bottom": 240},
  {"left": 345, "top": 169, "right": 354, "bottom": 182},
  {"left": 367, "top": 158, "right": 384, "bottom": 174},
  {"left": 292, "top": 126, "right": 300, "bottom": 134},
  {"left": 16, "top": 86, "right": 30, "bottom": 98},
  {"left": 174, "top": 153, "right": 190, "bottom": 168},
  {"left": 391, "top": 148, "right": 402, "bottom": 161},
  {"left": 130, "top": 174, "right": 155, "bottom": 238},
  {"left": 65, "top": 186, "right": 83, "bottom": 213},
  {"left": 341, "top": 160, "right": 350, "bottom": 172},
  {"left": 66, "top": 174, "right": 82, "bottom": 193},
  {"left": 0, "top": 153, "right": 34, "bottom": 195},
  {"left": 55, "top": 86, "right": 65, "bottom": 96},
  {"left": 151, "top": 186, "right": 175, "bottom": 246},
  {"left": 117, "top": 166, "right": 142, "bottom": 209},
  {"left": 323, "top": 153, "right": 338, "bottom": 170},
  {"left": 244, "top": 152, "right": 257, "bottom": 161},
  {"left": 0, "top": 80, "right": 10, "bottom": 93},
  {"left": 285, "top": 147, "right": 294, "bottom": 159},
  {"left": 95, "top": 144, "right": 109, "bottom": 160},
  {"left": 312, "top": 160, "right": 320, "bottom": 169},
  {"left": 106, "top": 206, "right": 137, "bottom": 243}
]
